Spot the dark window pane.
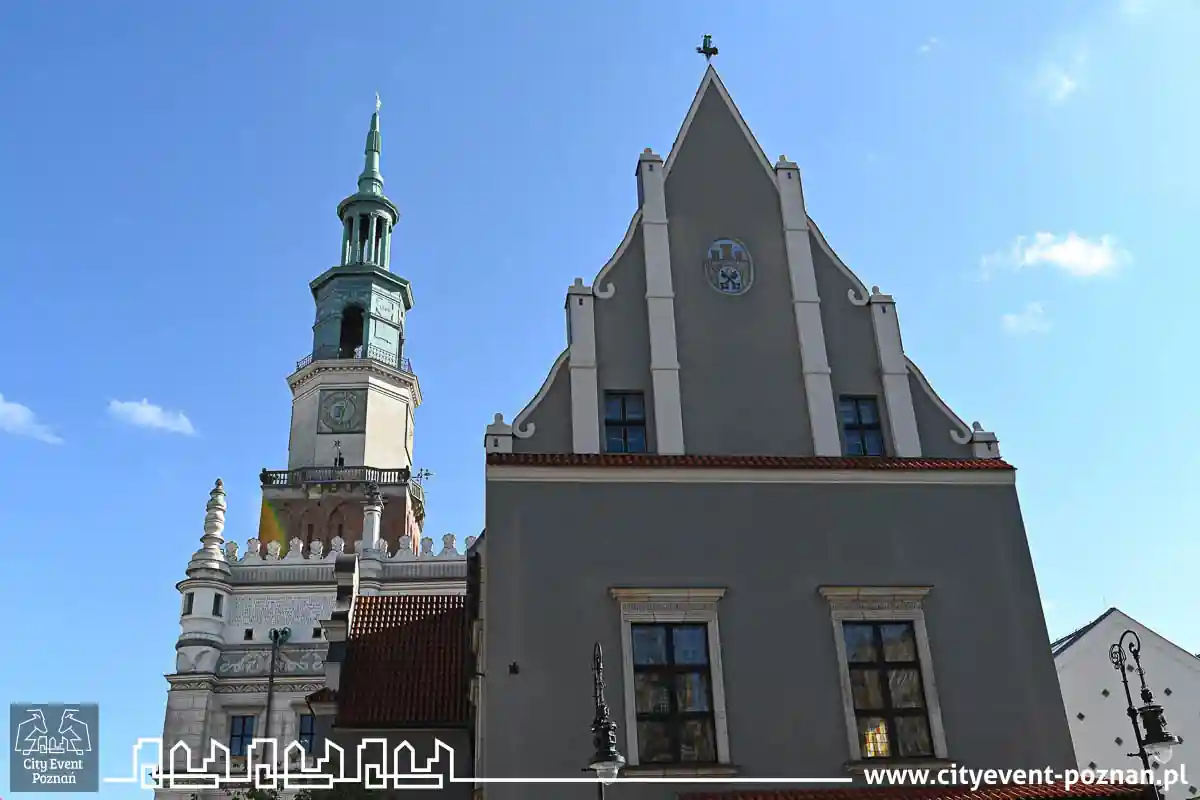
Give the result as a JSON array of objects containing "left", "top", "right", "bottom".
[
  {"left": 879, "top": 624, "right": 917, "bottom": 662},
  {"left": 672, "top": 626, "right": 708, "bottom": 665},
  {"left": 839, "top": 398, "right": 859, "bottom": 424},
  {"left": 631, "top": 626, "right": 668, "bottom": 665},
  {"left": 888, "top": 669, "right": 925, "bottom": 709},
  {"left": 634, "top": 672, "right": 672, "bottom": 714},
  {"left": 849, "top": 668, "right": 886, "bottom": 711},
  {"left": 604, "top": 395, "right": 624, "bottom": 422},
  {"left": 895, "top": 715, "right": 934, "bottom": 757},
  {"left": 678, "top": 718, "right": 717, "bottom": 762},
  {"left": 857, "top": 399, "right": 879, "bottom": 425},
  {"left": 625, "top": 425, "right": 647, "bottom": 454},
  {"left": 674, "top": 672, "right": 711, "bottom": 713},
  {"left": 857, "top": 716, "right": 891, "bottom": 758},
  {"left": 845, "top": 429, "right": 865, "bottom": 456},
  {"left": 624, "top": 394, "right": 645, "bottom": 421},
  {"left": 637, "top": 721, "right": 673, "bottom": 763},
  {"left": 605, "top": 427, "right": 626, "bottom": 453},
  {"left": 843, "top": 624, "right": 879, "bottom": 663},
  {"left": 864, "top": 429, "right": 886, "bottom": 456}
]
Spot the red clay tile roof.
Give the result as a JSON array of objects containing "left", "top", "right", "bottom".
[
  {"left": 336, "top": 594, "right": 469, "bottom": 728},
  {"left": 488, "top": 453, "right": 1014, "bottom": 470},
  {"left": 679, "top": 784, "right": 1143, "bottom": 800}
]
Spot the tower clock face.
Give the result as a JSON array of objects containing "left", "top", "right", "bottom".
[{"left": 318, "top": 390, "right": 365, "bottom": 433}]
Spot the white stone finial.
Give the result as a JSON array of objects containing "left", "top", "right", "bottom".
[
  {"left": 420, "top": 536, "right": 434, "bottom": 558},
  {"left": 465, "top": 535, "right": 478, "bottom": 549},
  {"left": 330, "top": 535, "right": 346, "bottom": 554},
  {"left": 266, "top": 540, "right": 282, "bottom": 561},
  {"left": 309, "top": 539, "right": 324, "bottom": 559},
  {"left": 871, "top": 285, "right": 881, "bottom": 295},
  {"left": 201, "top": 478, "right": 227, "bottom": 545},
  {"left": 285, "top": 537, "right": 305, "bottom": 560},
  {"left": 438, "top": 533, "right": 457, "bottom": 558},
  {"left": 493, "top": 413, "right": 505, "bottom": 424},
  {"left": 244, "top": 538, "right": 261, "bottom": 561},
  {"left": 223, "top": 540, "right": 239, "bottom": 561},
  {"left": 972, "top": 421, "right": 984, "bottom": 432}
]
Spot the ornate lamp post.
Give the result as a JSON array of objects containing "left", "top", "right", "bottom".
[
  {"left": 587, "top": 642, "right": 625, "bottom": 799},
  {"left": 1109, "top": 630, "right": 1180, "bottom": 800}
]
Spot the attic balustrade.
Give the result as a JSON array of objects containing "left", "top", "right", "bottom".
[
  {"left": 294, "top": 344, "right": 412, "bottom": 373},
  {"left": 224, "top": 531, "right": 476, "bottom": 563}
]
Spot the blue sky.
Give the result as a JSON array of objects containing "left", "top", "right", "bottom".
[{"left": 1, "top": 0, "right": 1197, "bottom": 794}]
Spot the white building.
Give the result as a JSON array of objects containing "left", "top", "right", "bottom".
[
  {"left": 156, "top": 104, "right": 473, "bottom": 797},
  {"left": 1054, "top": 608, "right": 1199, "bottom": 799}
]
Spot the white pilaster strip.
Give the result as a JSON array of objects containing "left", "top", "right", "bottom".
[
  {"left": 774, "top": 157, "right": 841, "bottom": 456},
  {"left": 567, "top": 278, "right": 601, "bottom": 453},
  {"left": 637, "top": 149, "right": 685, "bottom": 455},
  {"left": 867, "top": 290, "right": 922, "bottom": 457}
]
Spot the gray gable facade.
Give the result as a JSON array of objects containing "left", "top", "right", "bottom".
[{"left": 473, "top": 67, "right": 1073, "bottom": 798}]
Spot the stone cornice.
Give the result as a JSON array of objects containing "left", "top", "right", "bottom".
[{"left": 287, "top": 358, "right": 421, "bottom": 406}]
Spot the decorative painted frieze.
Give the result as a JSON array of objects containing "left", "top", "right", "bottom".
[
  {"left": 229, "top": 596, "right": 333, "bottom": 627},
  {"left": 216, "top": 647, "right": 325, "bottom": 676}
]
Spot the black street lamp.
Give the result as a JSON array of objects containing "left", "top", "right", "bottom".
[
  {"left": 1109, "top": 630, "right": 1180, "bottom": 800},
  {"left": 587, "top": 642, "right": 625, "bottom": 799}
]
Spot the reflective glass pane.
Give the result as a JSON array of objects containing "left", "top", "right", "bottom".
[
  {"left": 631, "top": 626, "right": 668, "bottom": 665},
  {"left": 634, "top": 671, "right": 672, "bottom": 714},
  {"left": 850, "top": 668, "right": 886, "bottom": 711},
  {"left": 605, "top": 427, "right": 626, "bottom": 453},
  {"left": 895, "top": 715, "right": 934, "bottom": 757},
  {"left": 843, "top": 624, "right": 878, "bottom": 663},
  {"left": 678, "top": 718, "right": 717, "bottom": 763},
  {"left": 864, "top": 429, "right": 886, "bottom": 456},
  {"left": 637, "top": 721, "right": 673, "bottom": 763},
  {"left": 857, "top": 399, "right": 879, "bottom": 425},
  {"left": 880, "top": 624, "right": 917, "bottom": 662},
  {"left": 673, "top": 672, "right": 711, "bottom": 712},
  {"left": 839, "top": 398, "right": 859, "bottom": 424},
  {"left": 887, "top": 668, "right": 925, "bottom": 708},
  {"left": 624, "top": 394, "right": 646, "bottom": 421},
  {"left": 625, "top": 425, "right": 647, "bottom": 454},
  {"left": 857, "top": 717, "right": 891, "bottom": 758},
  {"left": 672, "top": 626, "right": 708, "bottom": 664},
  {"left": 604, "top": 395, "right": 624, "bottom": 422},
  {"left": 845, "top": 429, "right": 865, "bottom": 456}
]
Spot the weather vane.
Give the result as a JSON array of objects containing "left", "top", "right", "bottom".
[
  {"left": 696, "top": 34, "right": 718, "bottom": 62},
  {"left": 375, "top": 92, "right": 381, "bottom": 113}
]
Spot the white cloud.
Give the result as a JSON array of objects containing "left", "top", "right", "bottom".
[
  {"left": 917, "top": 37, "right": 940, "bottom": 54},
  {"left": 981, "top": 232, "right": 1130, "bottom": 279},
  {"left": 1036, "top": 62, "right": 1079, "bottom": 104},
  {"left": 1002, "top": 302, "right": 1052, "bottom": 335},
  {"left": 0, "top": 393, "right": 63, "bottom": 444},
  {"left": 108, "top": 399, "right": 196, "bottom": 436}
]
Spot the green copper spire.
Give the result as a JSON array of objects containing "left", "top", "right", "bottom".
[{"left": 358, "top": 93, "right": 384, "bottom": 195}]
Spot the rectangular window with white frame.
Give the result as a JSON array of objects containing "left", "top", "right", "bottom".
[
  {"left": 818, "top": 586, "right": 949, "bottom": 764},
  {"left": 228, "top": 714, "right": 256, "bottom": 757},
  {"left": 610, "top": 588, "right": 733, "bottom": 772}
]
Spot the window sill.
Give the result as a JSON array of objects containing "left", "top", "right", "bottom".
[
  {"left": 844, "top": 758, "right": 954, "bottom": 774},
  {"left": 621, "top": 764, "right": 740, "bottom": 778}
]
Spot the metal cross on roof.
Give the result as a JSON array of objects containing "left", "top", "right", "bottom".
[{"left": 696, "top": 34, "right": 718, "bottom": 62}]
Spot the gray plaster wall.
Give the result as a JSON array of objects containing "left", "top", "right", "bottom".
[
  {"left": 909, "top": 370, "right": 974, "bottom": 459},
  {"left": 479, "top": 478, "right": 1075, "bottom": 800},
  {"left": 511, "top": 353, "right": 573, "bottom": 454},
  {"left": 664, "top": 90, "right": 812, "bottom": 456}
]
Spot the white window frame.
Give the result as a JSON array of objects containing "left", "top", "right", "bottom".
[
  {"left": 818, "top": 586, "right": 948, "bottom": 761},
  {"left": 609, "top": 588, "right": 731, "bottom": 767}
]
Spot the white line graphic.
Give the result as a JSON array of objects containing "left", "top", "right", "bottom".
[{"left": 102, "top": 738, "right": 854, "bottom": 788}]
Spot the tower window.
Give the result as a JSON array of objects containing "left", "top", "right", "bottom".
[
  {"left": 840, "top": 396, "right": 885, "bottom": 457},
  {"left": 243, "top": 628, "right": 254, "bottom": 641},
  {"left": 604, "top": 392, "right": 648, "bottom": 453},
  {"left": 298, "top": 713, "right": 315, "bottom": 752},
  {"left": 338, "top": 306, "right": 365, "bottom": 358},
  {"left": 212, "top": 594, "right": 224, "bottom": 617},
  {"left": 182, "top": 592, "right": 194, "bottom": 616}
]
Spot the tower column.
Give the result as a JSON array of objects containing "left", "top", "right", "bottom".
[{"left": 367, "top": 215, "right": 378, "bottom": 264}]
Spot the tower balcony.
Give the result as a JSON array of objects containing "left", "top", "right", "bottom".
[
  {"left": 259, "top": 465, "right": 425, "bottom": 521},
  {"left": 295, "top": 344, "right": 412, "bottom": 374}
]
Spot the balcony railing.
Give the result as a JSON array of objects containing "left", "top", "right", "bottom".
[
  {"left": 295, "top": 344, "right": 412, "bottom": 374},
  {"left": 259, "top": 465, "right": 423, "bottom": 513}
]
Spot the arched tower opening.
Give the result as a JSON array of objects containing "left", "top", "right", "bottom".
[{"left": 338, "top": 306, "right": 365, "bottom": 358}]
